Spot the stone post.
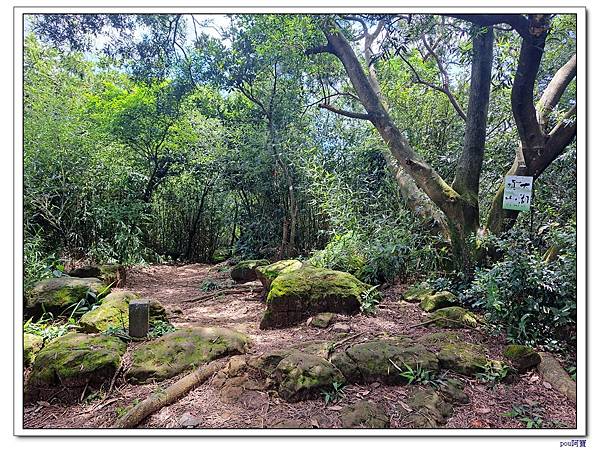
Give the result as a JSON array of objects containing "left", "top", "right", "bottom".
[{"left": 129, "top": 299, "right": 149, "bottom": 338}]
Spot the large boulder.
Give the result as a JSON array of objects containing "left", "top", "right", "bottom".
[
  {"left": 25, "top": 332, "right": 126, "bottom": 402},
  {"left": 78, "top": 291, "right": 167, "bottom": 333},
  {"left": 23, "top": 333, "right": 44, "bottom": 367},
  {"left": 259, "top": 265, "right": 371, "bottom": 329},
  {"left": 430, "top": 306, "right": 478, "bottom": 329},
  {"left": 340, "top": 401, "right": 390, "bottom": 428},
  {"left": 503, "top": 344, "right": 541, "bottom": 373},
  {"left": 25, "top": 277, "right": 109, "bottom": 317},
  {"left": 420, "top": 291, "right": 458, "bottom": 312},
  {"left": 272, "top": 351, "right": 345, "bottom": 402},
  {"left": 330, "top": 336, "right": 438, "bottom": 385},
  {"left": 126, "top": 327, "right": 251, "bottom": 383},
  {"left": 256, "top": 260, "right": 302, "bottom": 295},
  {"left": 230, "top": 259, "right": 270, "bottom": 283},
  {"left": 69, "top": 264, "right": 126, "bottom": 288}
]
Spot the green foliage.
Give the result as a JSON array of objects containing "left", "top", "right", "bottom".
[
  {"left": 359, "top": 285, "right": 381, "bottom": 315},
  {"left": 24, "top": 231, "right": 66, "bottom": 291},
  {"left": 466, "top": 227, "right": 576, "bottom": 351},
  {"left": 389, "top": 360, "right": 445, "bottom": 388},
  {"left": 321, "top": 380, "right": 346, "bottom": 405},
  {"left": 502, "top": 403, "right": 545, "bottom": 429},
  {"left": 148, "top": 320, "right": 176, "bottom": 338},
  {"left": 475, "top": 360, "right": 510, "bottom": 384},
  {"left": 23, "top": 314, "right": 77, "bottom": 341}
]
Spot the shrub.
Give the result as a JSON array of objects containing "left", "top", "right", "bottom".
[
  {"left": 466, "top": 227, "right": 576, "bottom": 351},
  {"left": 310, "top": 220, "right": 446, "bottom": 285}
]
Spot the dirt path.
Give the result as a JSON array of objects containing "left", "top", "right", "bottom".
[{"left": 23, "top": 263, "right": 576, "bottom": 430}]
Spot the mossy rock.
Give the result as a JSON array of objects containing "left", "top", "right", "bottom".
[
  {"left": 330, "top": 336, "right": 439, "bottom": 385},
  {"left": 78, "top": 291, "right": 167, "bottom": 333},
  {"left": 69, "top": 264, "right": 126, "bottom": 288},
  {"left": 420, "top": 291, "right": 457, "bottom": 312},
  {"left": 416, "top": 331, "right": 463, "bottom": 351},
  {"left": 430, "top": 306, "right": 478, "bottom": 329},
  {"left": 230, "top": 259, "right": 270, "bottom": 283},
  {"left": 259, "top": 265, "right": 371, "bottom": 329},
  {"left": 403, "top": 283, "right": 433, "bottom": 303},
  {"left": 25, "top": 277, "right": 109, "bottom": 318},
  {"left": 437, "top": 342, "right": 488, "bottom": 376},
  {"left": 340, "top": 401, "right": 390, "bottom": 428},
  {"left": 503, "top": 344, "right": 541, "bottom": 372},
  {"left": 256, "top": 260, "right": 302, "bottom": 294},
  {"left": 126, "top": 327, "right": 251, "bottom": 383},
  {"left": 248, "top": 349, "right": 294, "bottom": 377},
  {"left": 273, "top": 351, "right": 345, "bottom": 402},
  {"left": 23, "top": 333, "right": 44, "bottom": 367},
  {"left": 25, "top": 332, "right": 126, "bottom": 403},
  {"left": 405, "top": 388, "right": 453, "bottom": 428}
]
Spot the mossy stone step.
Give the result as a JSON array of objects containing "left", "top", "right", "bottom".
[{"left": 126, "top": 327, "right": 251, "bottom": 384}]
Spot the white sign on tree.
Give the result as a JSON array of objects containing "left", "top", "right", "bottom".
[{"left": 503, "top": 175, "right": 533, "bottom": 212}]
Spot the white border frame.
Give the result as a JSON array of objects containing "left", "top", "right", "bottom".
[{"left": 13, "top": 3, "right": 587, "bottom": 437}]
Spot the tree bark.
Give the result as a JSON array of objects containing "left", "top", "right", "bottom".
[{"left": 451, "top": 25, "right": 494, "bottom": 237}]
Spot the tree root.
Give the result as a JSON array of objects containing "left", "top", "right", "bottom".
[
  {"left": 538, "top": 352, "right": 576, "bottom": 404},
  {"left": 112, "top": 359, "right": 227, "bottom": 428}
]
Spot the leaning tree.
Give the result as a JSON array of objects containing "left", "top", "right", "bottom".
[{"left": 306, "top": 14, "right": 576, "bottom": 268}]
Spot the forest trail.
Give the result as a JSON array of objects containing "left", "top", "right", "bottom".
[{"left": 23, "top": 263, "right": 576, "bottom": 430}]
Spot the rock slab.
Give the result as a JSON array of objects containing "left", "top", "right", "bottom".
[{"left": 126, "top": 327, "right": 251, "bottom": 383}]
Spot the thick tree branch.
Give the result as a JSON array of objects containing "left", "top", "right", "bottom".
[
  {"left": 537, "top": 54, "right": 577, "bottom": 131},
  {"left": 446, "top": 14, "right": 529, "bottom": 37},
  {"left": 511, "top": 15, "right": 551, "bottom": 154},
  {"left": 316, "top": 18, "right": 464, "bottom": 223},
  {"left": 452, "top": 25, "right": 494, "bottom": 214}
]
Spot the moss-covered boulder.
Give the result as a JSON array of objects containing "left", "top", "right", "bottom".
[
  {"left": 430, "top": 306, "right": 478, "bottom": 328},
  {"left": 25, "top": 332, "right": 126, "bottom": 402},
  {"left": 402, "top": 282, "right": 433, "bottom": 303},
  {"left": 503, "top": 344, "right": 541, "bottom": 372},
  {"left": 23, "top": 333, "right": 43, "bottom": 367},
  {"left": 256, "top": 260, "right": 302, "bottom": 294},
  {"left": 260, "top": 265, "right": 371, "bottom": 329},
  {"left": 437, "top": 342, "right": 488, "bottom": 375},
  {"left": 126, "top": 327, "right": 251, "bottom": 383},
  {"left": 330, "top": 336, "right": 438, "bottom": 385},
  {"left": 273, "top": 351, "right": 345, "bottom": 402},
  {"left": 340, "top": 401, "right": 390, "bottom": 428},
  {"left": 78, "top": 291, "right": 167, "bottom": 333},
  {"left": 404, "top": 388, "right": 453, "bottom": 428},
  {"left": 420, "top": 291, "right": 457, "bottom": 312},
  {"left": 230, "top": 259, "right": 270, "bottom": 283},
  {"left": 69, "top": 264, "right": 126, "bottom": 288},
  {"left": 25, "top": 277, "right": 109, "bottom": 317}
]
